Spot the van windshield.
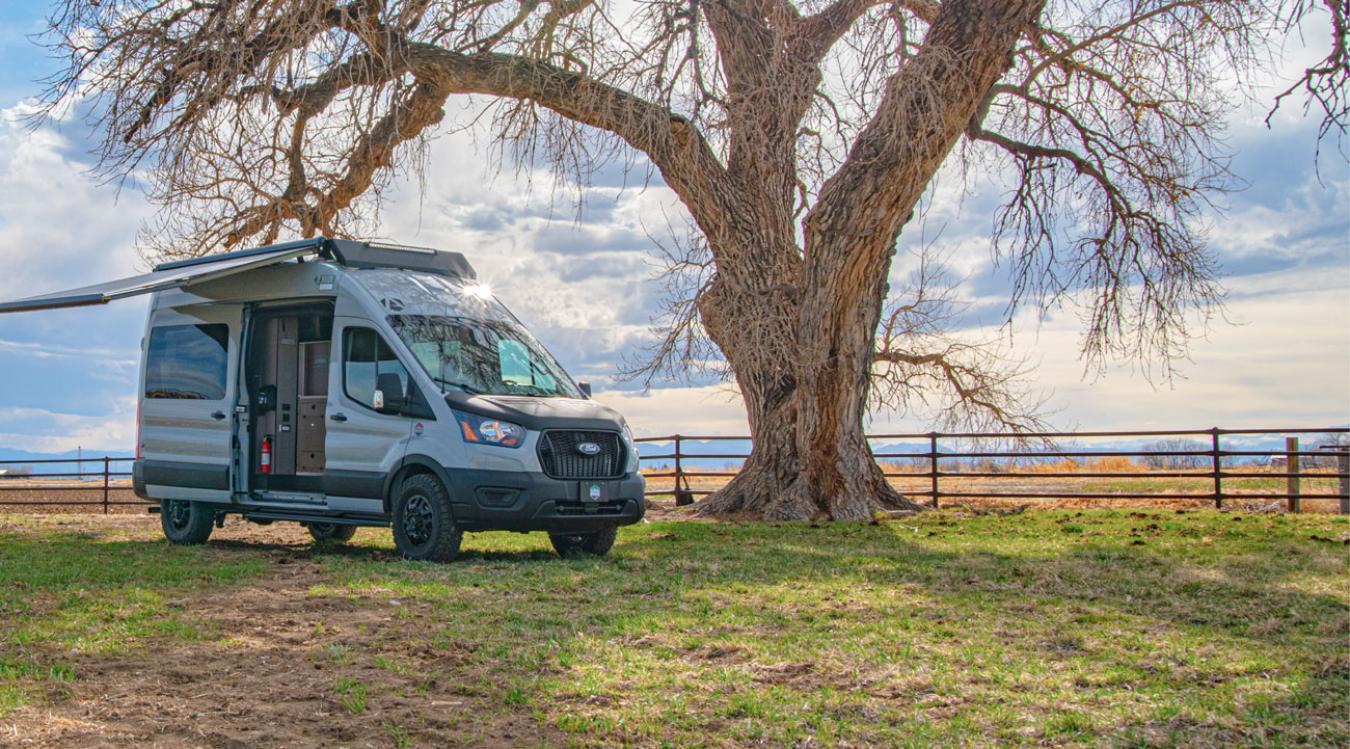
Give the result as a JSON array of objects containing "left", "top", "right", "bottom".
[{"left": 388, "top": 315, "right": 582, "bottom": 398}]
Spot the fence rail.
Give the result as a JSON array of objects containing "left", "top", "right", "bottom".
[
  {"left": 635, "top": 427, "right": 1350, "bottom": 513},
  {"left": 1, "top": 426, "right": 1347, "bottom": 514},
  {"left": 0, "top": 457, "right": 136, "bottom": 513}
]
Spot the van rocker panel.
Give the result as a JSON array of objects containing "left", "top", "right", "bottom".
[{"left": 134, "top": 459, "right": 229, "bottom": 497}]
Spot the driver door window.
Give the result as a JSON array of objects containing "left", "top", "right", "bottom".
[{"left": 343, "top": 327, "right": 409, "bottom": 411}]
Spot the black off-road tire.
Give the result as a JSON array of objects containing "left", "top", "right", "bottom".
[
  {"left": 391, "top": 474, "right": 462, "bottom": 562},
  {"left": 160, "top": 499, "right": 215, "bottom": 545},
  {"left": 307, "top": 523, "right": 358, "bottom": 543},
  {"left": 550, "top": 526, "right": 618, "bottom": 557}
]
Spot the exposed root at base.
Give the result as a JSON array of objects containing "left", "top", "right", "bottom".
[{"left": 694, "top": 467, "right": 923, "bottom": 521}]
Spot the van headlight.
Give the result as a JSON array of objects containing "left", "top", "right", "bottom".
[{"left": 453, "top": 409, "right": 525, "bottom": 448}]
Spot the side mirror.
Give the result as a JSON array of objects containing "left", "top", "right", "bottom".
[
  {"left": 374, "top": 373, "right": 406, "bottom": 414},
  {"left": 577, "top": 381, "right": 592, "bottom": 398}
]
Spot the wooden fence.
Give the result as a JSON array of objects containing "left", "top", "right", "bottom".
[
  {"left": 0, "top": 427, "right": 1346, "bottom": 513},
  {"left": 635, "top": 427, "right": 1350, "bottom": 512}
]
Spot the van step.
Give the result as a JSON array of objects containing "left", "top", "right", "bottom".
[{"left": 240, "top": 510, "right": 388, "bottom": 527}]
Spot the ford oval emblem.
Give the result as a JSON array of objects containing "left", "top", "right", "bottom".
[{"left": 576, "top": 442, "right": 602, "bottom": 456}]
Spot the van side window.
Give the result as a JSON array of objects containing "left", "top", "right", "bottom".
[
  {"left": 144, "top": 324, "right": 229, "bottom": 400},
  {"left": 343, "top": 327, "right": 409, "bottom": 410}
]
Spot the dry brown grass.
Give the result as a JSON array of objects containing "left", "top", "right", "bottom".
[{"left": 642, "top": 464, "right": 1348, "bottom": 514}]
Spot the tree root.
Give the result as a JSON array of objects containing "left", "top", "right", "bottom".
[{"left": 694, "top": 465, "right": 924, "bottom": 521}]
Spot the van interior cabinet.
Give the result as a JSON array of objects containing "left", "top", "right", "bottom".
[
  {"left": 296, "top": 341, "right": 329, "bottom": 475},
  {"left": 271, "top": 317, "right": 299, "bottom": 475},
  {"left": 248, "top": 309, "right": 333, "bottom": 486}
]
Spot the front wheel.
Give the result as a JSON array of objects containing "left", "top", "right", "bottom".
[
  {"left": 391, "top": 474, "right": 461, "bottom": 562},
  {"left": 307, "top": 523, "right": 357, "bottom": 543},
  {"left": 550, "top": 526, "right": 618, "bottom": 557},
  {"left": 160, "top": 499, "right": 215, "bottom": 545}
]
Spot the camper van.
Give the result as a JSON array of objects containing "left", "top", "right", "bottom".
[{"left": 0, "top": 238, "right": 645, "bottom": 561}]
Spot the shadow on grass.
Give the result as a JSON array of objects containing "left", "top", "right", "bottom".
[
  {"left": 2, "top": 513, "right": 1346, "bottom": 745},
  {"left": 290, "top": 513, "right": 1348, "bottom": 745}
]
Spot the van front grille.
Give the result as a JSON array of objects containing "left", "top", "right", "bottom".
[{"left": 538, "top": 430, "right": 624, "bottom": 479}]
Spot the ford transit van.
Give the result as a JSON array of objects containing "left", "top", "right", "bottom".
[{"left": 0, "top": 238, "right": 645, "bottom": 560}]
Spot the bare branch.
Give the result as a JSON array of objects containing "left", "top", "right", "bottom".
[
  {"left": 871, "top": 250, "right": 1050, "bottom": 433},
  {"left": 1267, "top": 0, "right": 1350, "bottom": 156}
]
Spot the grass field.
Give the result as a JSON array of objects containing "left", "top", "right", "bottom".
[{"left": 0, "top": 510, "right": 1347, "bottom": 747}]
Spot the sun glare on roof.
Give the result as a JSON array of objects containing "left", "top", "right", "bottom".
[{"left": 463, "top": 283, "right": 493, "bottom": 301}]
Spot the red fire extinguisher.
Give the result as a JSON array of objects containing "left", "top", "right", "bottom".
[{"left": 260, "top": 436, "right": 272, "bottom": 474}]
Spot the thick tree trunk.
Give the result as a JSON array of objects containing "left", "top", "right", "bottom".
[
  {"left": 693, "top": 0, "right": 1044, "bottom": 521},
  {"left": 694, "top": 245, "right": 922, "bottom": 521},
  {"left": 693, "top": 327, "right": 921, "bottom": 520}
]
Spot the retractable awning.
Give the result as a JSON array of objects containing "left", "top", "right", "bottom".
[{"left": 0, "top": 239, "right": 325, "bottom": 314}]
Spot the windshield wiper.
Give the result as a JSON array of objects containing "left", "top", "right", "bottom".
[{"left": 432, "top": 377, "right": 485, "bottom": 395}]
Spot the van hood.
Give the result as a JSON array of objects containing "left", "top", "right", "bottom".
[{"left": 444, "top": 392, "right": 626, "bottom": 432}]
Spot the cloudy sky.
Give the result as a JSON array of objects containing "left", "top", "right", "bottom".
[{"left": 0, "top": 1, "right": 1346, "bottom": 454}]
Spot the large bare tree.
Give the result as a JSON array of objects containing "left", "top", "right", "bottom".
[{"left": 41, "top": 0, "right": 1347, "bottom": 519}]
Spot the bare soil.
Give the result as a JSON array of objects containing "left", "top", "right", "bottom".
[{"left": 1, "top": 518, "right": 562, "bottom": 749}]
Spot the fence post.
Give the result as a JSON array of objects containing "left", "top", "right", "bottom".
[
  {"left": 1338, "top": 449, "right": 1349, "bottom": 516},
  {"left": 928, "top": 432, "right": 940, "bottom": 509},
  {"left": 673, "top": 434, "right": 693, "bottom": 507},
  {"left": 102, "top": 456, "right": 110, "bottom": 515},
  {"left": 1285, "top": 437, "right": 1300, "bottom": 513},
  {"left": 1210, "top": 427, "right": 1222, "bottom": 509}
]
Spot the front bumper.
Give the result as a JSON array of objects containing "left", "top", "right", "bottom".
[{"left": 443, "top": 468, "right": 645, "bottom": 533}]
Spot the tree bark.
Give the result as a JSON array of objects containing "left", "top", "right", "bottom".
[
  {"left": 696, "top": 0, "right": 1045, "bottom": 521},
  {"left": 693, "top": 234, "right": 921, "bottom": 521}
]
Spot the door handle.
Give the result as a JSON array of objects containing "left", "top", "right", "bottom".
[
  {"left": 211, "top": 411, "right": 227, "bottom": 421},
  {"left": 331, "top": 413, "right": 348, "bottom": 423}
]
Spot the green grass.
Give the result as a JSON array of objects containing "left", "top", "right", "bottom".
[
  {"left": 0, "top": 521, "right": 267, "bottom": 714},
  {"left": 309, "top": 510, "right": 1349, "bottom": 747},
  {"left": 334, "top": 675, "right": 369, "bottom": 714},
  {"left": 0, "top": 510, "right": 1345, "bottom": 747}
]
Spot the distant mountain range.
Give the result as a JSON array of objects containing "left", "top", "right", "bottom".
[
  {"left": 634, "top": 429, "right": 1349, "bottom": 469},
  {"left": 0, "top": 448, "right": 135, "bottom": 467},
  {"left": 1, "top": 427, "right": 1343, "bottom": 471}
]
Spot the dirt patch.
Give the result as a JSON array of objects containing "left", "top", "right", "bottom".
[{"left": 1, "top": 521, "right": 563, "bottom": 748}]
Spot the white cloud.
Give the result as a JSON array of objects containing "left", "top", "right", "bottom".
[
  {"left": 0, "top": 400, "right": 137, "bottom": 453},
  {"left": 594, "top": 383, "right": 749, "bottom": 438},
  {"left": 0, "top": 104, "right": 149, "bottom": 300}
]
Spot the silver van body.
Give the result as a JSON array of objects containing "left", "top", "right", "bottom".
[{"left": 0, "top": 239, "right": 644, "bottom": 558}]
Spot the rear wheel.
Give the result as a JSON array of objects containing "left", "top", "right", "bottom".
[
  {"left": 550, "top": 526, "right": 618, "bottom": 557},
  {"left": 391, "top": 474, "right": 461, "bottom": 562},
  {"left": 160, "top": 499, "right": 214, "bottom": 545},
  {"left": 307, "top": 523, "right": 357, "bottom": 543}
]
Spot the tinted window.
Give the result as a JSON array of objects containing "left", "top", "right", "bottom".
[
  {"left": 343, "top": 327, "right": 409, "bottom": 410},
  {"left": 145, "top": 324, "right": 229, "bottom": 400}
]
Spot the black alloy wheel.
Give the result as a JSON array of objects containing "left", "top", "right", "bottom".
[
  {"left": 390, "top": 474, "right": 461, "bottom": 562},
  {"left": 160, "top": 499, "right": 215, "bottom": 545}
]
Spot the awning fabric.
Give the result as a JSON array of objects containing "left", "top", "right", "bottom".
[{"left": 0, "top": 240, "right": 323, "bottom": 314}]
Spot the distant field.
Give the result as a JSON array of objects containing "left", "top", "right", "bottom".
[
  {"left": 0, "top": 478, "right": 140, "bottom": 513},
  {"left": 0, "top": 510, "right": 1346, "bottom": 747},
  {"left": 642, "top": 460, "right": 1348, "bottom": 514},
  {"left": 1, "top": 459, "right": 1345, "bottom": 514}
]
